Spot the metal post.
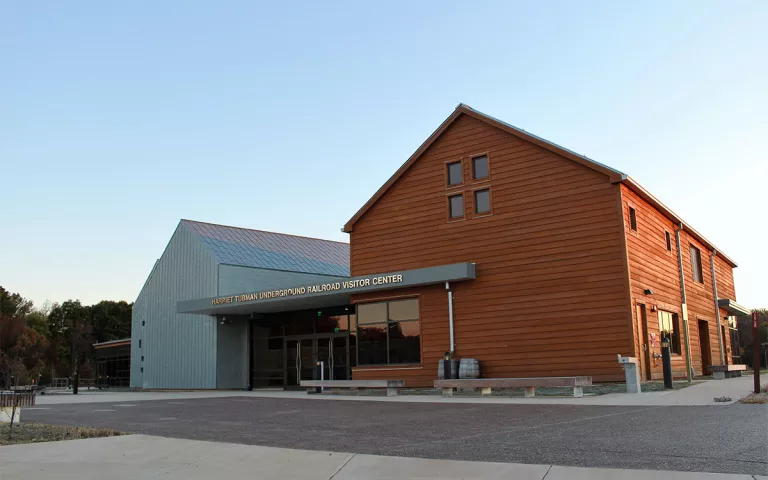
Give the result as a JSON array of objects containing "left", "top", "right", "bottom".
[
  {"left": 753, "top": 311, "right": 761, "bottom": 394},
  {"left": 73, "top": 372, "right": 79, "bottom": 395},
  {"left": 315, "top": 361, "right": 322, "bottom": 394},
  {"left": 674, "top": 225, "right": 693, "bottom": 382},
  {"left": 661, "top": 338, "right": 673, "bottom": 389},
  {"left": 443, "top": 352, "right": 452, "bottom": 380},
  {"left": 446, "top": 282, "right": 455, "bottom": 353},
  {"left": 709, "top": 252, "right": 725, "bottom": 365}
]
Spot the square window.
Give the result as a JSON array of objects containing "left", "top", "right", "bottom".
[
  {"left": 474, "top": 189, "right": 491, "bottom": 214},
  {"left": 629, "top": 207, "right": 637, "bottom": 231},
  {"left": 448, "top": 194, "right": 464, "bottom": 219},
  {"left": 472, "top": 155, "right": 488, "bottom": 180},
  {"left": 447, "top": 161, "right": 463, "bottom": 186}
]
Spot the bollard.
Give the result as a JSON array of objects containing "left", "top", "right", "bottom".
[
  {"left": 661, "top": 338, "right": 673, "bottom": 390},
  {"left": 73, "top": 372, "right": 79, "bottom": 395},
  {"left": 315, "top": 361, "right": 322, "bottom": 394}
]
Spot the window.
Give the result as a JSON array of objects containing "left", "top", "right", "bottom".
[
  {"left": 447, "top": 161, "right": 463, "bottom": 186},
  {"left": 629, "top": 207, "right": 637, "bottom": 231},
  {"left": 690, "top": 244, "right": 703, "bottom": 283},
  {"left": 658, "top": 310, "right": 681, "bottom": 354},
  {"left": 138, "top": 339, "right": 142, "bottom": 348},
  {"left": 448, "top": 194, "right": 464, "bottom": 219},
  {"left": 141, "top": 321, "right": 145, "bottom": 326},
  {"left": 665, "top": 231, "right": 672, "bottom": 251},
  {"left": 356, "top": 298, "right": 420, "bottom": 365},
  {"left": 141, "top": 356, "right": 144, "bottom": 362},
  {"left": 472, "top": 155, "right": 488, "bottom": 180},
  {"left": 474, "top": 188, "right": 491, "bottom": 214}
]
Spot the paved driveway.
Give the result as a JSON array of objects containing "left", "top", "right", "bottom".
[{"left": 24, "top": 396, "right": 768, "bottom": 476}]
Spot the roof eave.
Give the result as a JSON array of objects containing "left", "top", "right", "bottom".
[{"left": 620, "top": 177, "right": 738, "bottom": 268}]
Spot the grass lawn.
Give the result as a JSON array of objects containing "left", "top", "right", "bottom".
[{"left": 0, "top": 423, "right": 123, "bottom": 446}]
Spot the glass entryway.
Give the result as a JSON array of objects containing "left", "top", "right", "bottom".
[{"left": 285, "top": 334, "right": 349, "bottom": 388}]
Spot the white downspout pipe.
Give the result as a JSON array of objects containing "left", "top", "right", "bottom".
[
  {"left": 446, "top": 282, "right": 455, "bottom": 353},
  {"left": 709, "top": 251, "right": 725, "bottom": 365}
]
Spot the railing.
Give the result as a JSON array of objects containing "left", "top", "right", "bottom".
[{"left": 0, "top": 391, "right": 36, "bottom": 407}]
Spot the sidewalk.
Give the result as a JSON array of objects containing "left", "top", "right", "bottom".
[
  {"left": 34, "top": 375, "right": 756, "bottom": 407},
  {"left": 1, "top": 435, "right": 763, "bottom": 480}
]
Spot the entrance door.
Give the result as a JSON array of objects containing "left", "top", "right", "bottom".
[
  {"left": 286, "top": 338, "right": 314, "bottom": 387},
  {"left": 638, "top": 304, "right": 652, "bottom": 380},
  {"left": 284, "top": 335, "right": 349, "bottom": 388},
  {"left": 698, "top": 320, "right": 712, "bottom": 375}
]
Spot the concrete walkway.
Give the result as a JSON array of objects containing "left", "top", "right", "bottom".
[
  {"left": 0, "top": 435, "right": 762, "bottom": 480},
  {"left": 34, "top": 375, "right": 757, "bottom": 406}
]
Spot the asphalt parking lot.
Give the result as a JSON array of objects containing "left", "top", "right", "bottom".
[{"left": 25, "top": 396, "right": 768, "bottom": 475}]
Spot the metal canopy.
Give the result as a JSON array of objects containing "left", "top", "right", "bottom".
[
  {"left": 177, "top": 262, "right": 476, "bottom": 316},
  {"left": 717, "top": 298, "right": 751, "bottom": 317}
]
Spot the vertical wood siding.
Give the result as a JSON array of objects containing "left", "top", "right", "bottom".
[
  {"left": 131, "top": 223, "right": 218, "bottom": 389},
  {"left": 620, "top": 184, "right": 737, "bottom": 379},
  {"left": 350, "top": 114, "right": 632, "bottom": 386}
]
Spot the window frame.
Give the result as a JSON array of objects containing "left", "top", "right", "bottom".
[
  {"left": 629, "top": 206, "right": 638, "bottom": 232},
  {"left": 447, "top": 192, "right": 465, "bottom": 221},
  {"left": 472, "top": 186, "right": 492, "bottom": 216},
  {"left": 354, "top": 297, "right": 421, "bottom": 367},
  {"left": 658, "top": 309, "right": 682, "bottom": 355},
  {"left": 445, "top": 160, "right": 464, "bottom": 188},
  {"left": 664, "top": 230, "right": 672, "bottom": 252},
  {"left": 690, "top": 244, "right": 704, "bottom": 283},
  {"left": 470, "top": 153, "right": 490, "bottom": 182}
]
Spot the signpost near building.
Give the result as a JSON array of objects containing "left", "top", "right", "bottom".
[{"left": 753, "top": 311, "right": 761, "bottom": 394}]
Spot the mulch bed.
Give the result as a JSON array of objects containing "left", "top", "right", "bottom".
[{"left": 0, "top": 423, "right": 123, "bottom": 446}]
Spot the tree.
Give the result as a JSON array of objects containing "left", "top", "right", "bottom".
[
  {"left": 0, "top": 288, "right": 49, "bottom": 387},
  {"left": 48, "top": 300, "right": 93, "bottom": 375},
  {"left": 88, "top": 300, "right": 132, "bottom": 343}
]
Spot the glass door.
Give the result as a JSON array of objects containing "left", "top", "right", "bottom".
[
  {"left": 332, "top": 336, "right": 349, "bottom": 380},
  {"left": 285, "top": 338, "right": 315, "bottom": 388}
]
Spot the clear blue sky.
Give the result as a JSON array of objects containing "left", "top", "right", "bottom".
[{"left": 1, "top": 1, "right": 765, "bottom": 308}]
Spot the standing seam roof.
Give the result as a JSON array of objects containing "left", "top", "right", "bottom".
[{"left": 182, "top": 220, "right": 350, "bottom": 277}]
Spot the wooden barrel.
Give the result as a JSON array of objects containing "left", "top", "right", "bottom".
[
  {"left": 459, "top": 358, "right": 480, "bottom": 379},
  {"left": 437, "top": 359, "right": 459, "bottom": 379}
]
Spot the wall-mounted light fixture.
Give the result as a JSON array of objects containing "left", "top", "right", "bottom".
[{"left": 644, "top": 288, "right": 654, "bottom": 295}]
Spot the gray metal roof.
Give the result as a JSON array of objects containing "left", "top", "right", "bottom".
[{"left": 182, "top": 220, "right": 349, "bottom": 277}]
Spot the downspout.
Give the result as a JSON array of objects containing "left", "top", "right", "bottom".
[
  {"left": 674, "top": 223, "right": 693, "bottom": 383},
  {"left": 445, "top": 282, "right": 455, "bottom": 353},
  {"left": 709, "top": 251, "right": 725, "bottom": 365}
]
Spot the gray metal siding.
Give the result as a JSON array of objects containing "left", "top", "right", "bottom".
[
  {"left": 131, "top": 223, "right": 218, "bottom": 389},
  {"left": 216, "top": 318, "right": 248, "bottom": 388},
  {"left": 217, "top": 264, "right": 347, "bottom": 295}
]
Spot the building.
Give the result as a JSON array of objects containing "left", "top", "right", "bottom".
[
  {"left": 131, "top": 104, "right": 748, "bottom": 389},
  {"left": 93, "top": 338, "right": 131, "bottom": 387}
]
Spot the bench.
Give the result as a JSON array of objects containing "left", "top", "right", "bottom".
[
  {"left": 709, "top": 364, "right": 747, "bottom": 379},
  {"left": 299, "top": 380, "right": 405, "bottom": 396},
  {"left": 434, "top": 376, "right": 593, "bottom": 398}
]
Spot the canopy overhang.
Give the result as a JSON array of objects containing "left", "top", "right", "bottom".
[
  {"left": 177, "top": 263, "right": 476, "bottom": 316},
  {"left": 718, "top": 298, "right": 751, "bottom": 317}
]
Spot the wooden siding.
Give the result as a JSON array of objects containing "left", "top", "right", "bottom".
[
  {"left": 349, "top": 113, "right": 632, "bottom": 387},
  {"left": 620, "top": 184, "right": 737, "bottom": 379}
]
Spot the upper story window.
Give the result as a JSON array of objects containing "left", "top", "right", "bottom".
[
  {"left": 474, "top": 188, "right": 491, "bottom": 214},
  {"left": 665, "top": 231, "right": 672, "bottom": 251},
  {"left": 690, "top": 244, "right": 703, "bottom": 283},
  {"left": 357, "top": 298, "right": 420, "bottom": 365},
  {"left": 447, "top": 161, "right": 463, "bottom": 186},
  {"left": 658, "top": 310, "right": 681, "bottom": 354},
  {"left": 448, "top": 194, "right": 464, "bottom": 219},
  {"left": 629, "top": 207, "right": 637, "bottom": 231},
  {"left": 472, "top": 155, "right": 489, "bottom": 180}
]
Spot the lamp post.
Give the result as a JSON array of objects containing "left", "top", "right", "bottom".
[{"left": 661, "top": 338, "right": 673, "bottom": 390}]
